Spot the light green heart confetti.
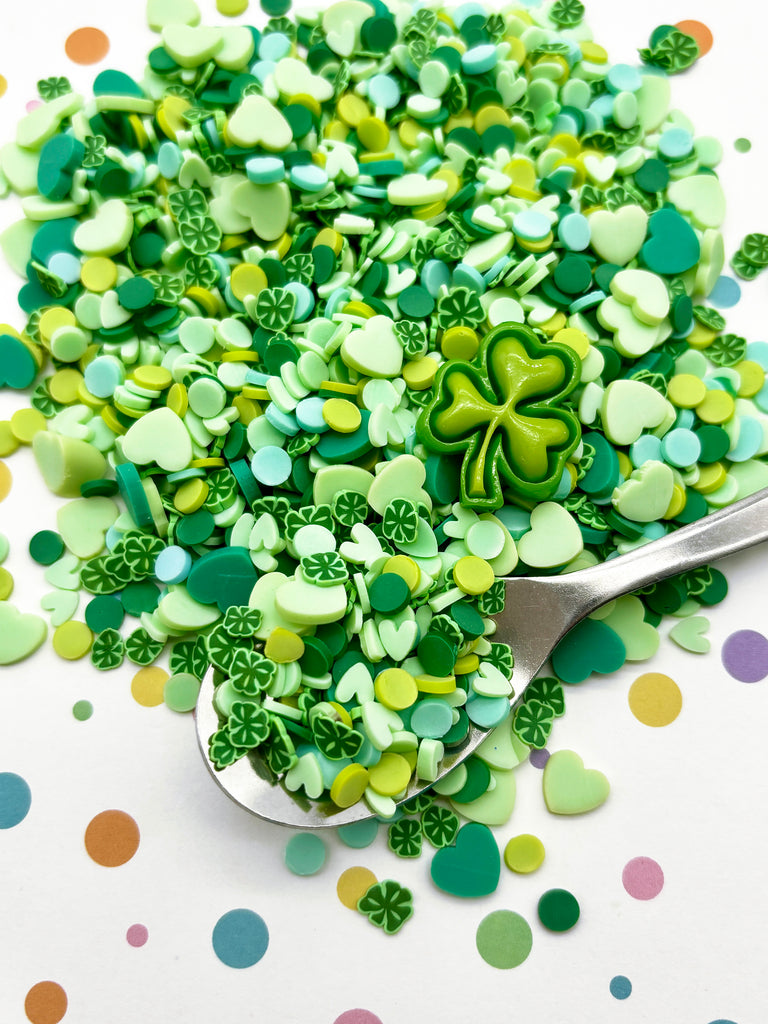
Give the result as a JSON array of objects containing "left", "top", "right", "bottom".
[
  {"left": 669, "top": 615, "right": 711, "bottom": 653},
  {"left": 57, "top": 496, "right": 118, "bottom": 559},
  {"left": 543, "top": 750, "right": 610, "bottom": 815},
  {"left": 0, "top": 601, "right": 48, "bottom": 664},
  {"left": 600, "top": 596, "right": 660, "bottom": 662},
  {"left": 41, "top": 589, "right": 79, "bottom": 627}
]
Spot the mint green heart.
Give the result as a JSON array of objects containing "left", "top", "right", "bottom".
[
  {"left": 669, "top": 615, "right": 711, "bottom": 653},
  {"left": 0, "top": 601, "right": 47, "bottom": 664},
  {"left": 612, "top": 460, "right": 674, "bottom": 523},
  {"left": 40, "top": 589, "right": 79, "bottom": 627},
  {"left": 430, "top": 822, "right": 501, "bottom": 897},
  {"left": 518, "top": 501, "right": 583, "bottom": 568},
  {"left": 57, "top": 496, "right": 118, "bottom": 559},
  {"left": 543, "top": 750, "right": 610, "bottom": 815},
  {"left": 450, "top": 767, "right": 516, "bottom": 826},
  {"left": 601, "top": 596, "right": 660, "bottom": 661}
]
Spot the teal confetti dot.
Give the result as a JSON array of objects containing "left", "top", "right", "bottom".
[
  {"left": 0, "top": 772, "right": 32, "bottom": 828},
  {"left": 285, "top": 832, "right": 327, "bottom": 876},
  {"left": 212, "top": 909, "right": 269, "bottom": 968},
  {"left": 337, "top": 818, "right": 379, "bottom": 849},
  {"left": 610, "top": 975, "right": 632, "bottom": 1000}
]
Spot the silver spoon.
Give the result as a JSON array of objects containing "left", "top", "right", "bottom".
[{"left": 195, "top": 486, "right": 768, "bottom": 827}]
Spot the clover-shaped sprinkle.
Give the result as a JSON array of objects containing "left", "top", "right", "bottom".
[
  {"left": 429, "top": 614, "right": 464, "bottom": 647},
  {"left": 117, "top": 531, "right": 165, "bottom": 579},
  {"left": 435, "top": 286, "right": 485, "bottom": 331},
  {"left": 400, "top": 791, "right": 434, "bottom": 815},
  {"left": 205, "top": 624, "right": 243, "bottom": 673},
  {"left": 285, "top": 505, "right": 334, "bottom": 541},
  {"left": 403, "top": 8, "right": 437, "bottom": 39},
  {"left": 228, "top": 649, "right": 276, "bottom": 697},
  {"left": 144, "top": 272, "right": 186, "bottom": 305},
  {"left": 227, "top": 701, "right": 271, "bottom": 748},
  {"left": 204, "top": 469, "right": 238, "bottom": 514},
  {"left": 485, "top": 642, "right": 514, "bottom": 677},
  {"left": 550, "top": 0, "right": 585, "bottom": 27},
  {"left": 223, "top": 605, "right": 263, "bottom": 638},
  {"left": 524, "top": 676, "right": 565, "bottom": 717},
  {"left": 407, "top": 37, "right": 431, "bottom": 69},
  {"left": 419, "top": 325, "right": 581, "bottom": 509},
  {"left": 178, "top": 214, "right": 222, "bottom": 256},
  {"left": 80, "top": 556, "right": 122, "bottom": 595},
  {"left": 311, "top": 714, "right": 363, "bottom": 760},
  {"left": 125, "top": 628, "right": 164, "bottom": 666},
  {"left": 283, "top": 253, "right": 314, "bottom": 286},
  {"left": 38, "top": 76, "right": 73, "bottom": 100},
  {"left": 255, "top": 287, "right": 296, "bottom": 332},
  {"left": 301, "top": 551, "right": 349, "bottom": 587},
  {"left": 184, "top": 255, "right": 220, "bottom": 289},
  {"left": 707, "top": 332, "right": 747, "bottom": 368},
  {"left": 477, "top": 579, "right": 505, "bottom": 616},
  {"left": 82, "top": 134, "right": 107, "bottom": 169},
  {"left": 265, "top": 717, "right": 298, "bottom": 774},
  {"left": 393, "top": 318, "right": 428, "bottom": 359},
  {"left": 30, "top": 383, "right": 63, "bottom": 419},
  {"left": 434, "top": 230, "right": 468, "bottom": 263},
  {"left": 513, "top": 699, "right": 555, "bottom": 749},
  {"left": 209, "top": 726, "right": 245, "bottom": 770},
  {"left": 388, "top": 818, "right": 423, "bottom": 858},
  {"left": 680, "top": 566, "right": 713, "bottom": 598},
  {"left": 357, "top": 879, "right": 414, "bottom": 934},
  {"left": 382, "top": 498, "right": 419, "bottom": 546},
  {"left": 168, "top": 187, "right": 209, "bottom": 222},
  {"left": 170, "top": 638, "right": 209, "bottom": 680},
  {"left": 91, "top": 628, "right": 125, "bottom": 671},
  {"left": 421, "top": 805, "right": 460, "bottom": 849}
]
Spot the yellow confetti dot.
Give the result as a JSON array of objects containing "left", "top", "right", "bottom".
[
  {"left": 696, "top": 389, "right": 735, "bottom": 424},
  {"left": 52, "top": 621, "right": 93, "bottom": 661},
  {"left": 231, "top": 263, "right": 268, "bottom": 302},
  {"left": 382, "top": 555, "right": 420, "bottom": 592},
  {"left": 264, "top": 627, "right": 305, "bottom": 663},
  {"left": 336, "top": 93, "right": 369, "bottom": 127},
  {"left": 217, "top": 0, "right": 249, "bottom": 13},
  {"left": 628, "top": 672, "right": 682, "bottom": 727},
  {"left": 357, "top": 116, "right": 389, "bottom": 151},
  {"left": 323, "top": 398, "right": 362, "bottom": 433},
  {"left": 0, "top": 460, "right": 11, "bottom": 502},
  {"left": 330, "top": 764, "right": 369, "bottom": 808},
  {"left": 402, "top": 356, "right": 437, "bottom": 390},
  {"left": 0, "top": 566, "right": 13, "bottom": 600},
  {"left": 504, "top": 833, "right": 546, "bottom": 874},
  {"left": 48, "top": 368, "right": 84, "bottom": 404},
  {"left": 173, "top": 477, "right": 209, "bottom": 513},
  {"left": 454, "top": 653, "right": 479, "bottom": 675},
  {"left": 0, "top": 422, "right": 19, "bottom": 457},
  {"left": 663, "top": 484, "right": 686, "bottom": 519},
  {"left": 167, "top": 382, "right": 189, "bottom": 417},
  {"left": 81, "top": 257, "right": 117, "bottom": 293},
  {"left": 0, "top": 75, "right": 7, "bottom": 99},
  {"left": 374, "top": 667, "right": 418, "bottom": 710},
  {"left": 131, "top": 667, "right": 169, "bottom": 707},
  {"left": 133, "top": 365, "right": 173, "bottom": 391},
  {"left": 337, "top": 866, "right": 377, "bottom": 910},
  {"left": 39, "top": 307, "right": 76, "bottom": 344},
  {"left": 552, "top": 327, "right": 590, "bottom": 359},
  {"left": 453, "top": 555, "right": 495, "bottom": 595},
  {"left": 735, "top": 359, "right": 765, "bottom": 398},
  {"left": 474, "top": 103, "right": 510, "bottom": 134},
  {"left": 367, "top": 753, "right": 412, "bottom": 797},
  {"left": 10, "top": 408, "right": 47, "bottom": 444},
  {"left": 667, "top": 373, "right": 707, "bottom": 408},
  {"left": 693, "top": 462, "right": 727, "bottom": 494}
]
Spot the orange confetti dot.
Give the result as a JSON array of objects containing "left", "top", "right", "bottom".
[
  {"left": 0, "top": 74, "right": 8, "bottom": 99},
  {"left": 24, "top": 981, "right": 68, "bottom": 1024},
  {"left": 628, "top": 672, "right": 683, "bottom": 727},
  {"left": 131, "top": 666, "right": 168, "bottom": 707},
  {"left": 84, "top": 809, "right": 140, "bottom": 866},
  {"left": 65, "top": 27, "right": 110, "bottom": 65},
  {"left": 675, "top": 20, "right": 713, "bottom": 57}
]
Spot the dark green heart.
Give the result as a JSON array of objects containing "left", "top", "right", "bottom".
[
  {"left": 430, "top": 822, "right": 500, "bottom": 898},
  {"left": 551, "top": 618, "right": 626, "bottom": 684}
]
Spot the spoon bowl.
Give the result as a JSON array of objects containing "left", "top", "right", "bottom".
[{"left": 195, "top": 486, "right": 768, "bottom": 827}]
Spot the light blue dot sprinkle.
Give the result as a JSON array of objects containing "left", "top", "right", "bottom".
[
  {"left": 212, "top": 909, "right": 269, "bottom": 969},
  {"left": 708, "top": 275, "right": 742, "bottom": 309},
  {"left": 250, "top": 446, "right": 292, "bottom": 486},
  {"left": 609, "top": 975, "right": 632, "bottom": 1000},
  {"left": 0, "top": 773, "right": 32, "bottom": 829}
]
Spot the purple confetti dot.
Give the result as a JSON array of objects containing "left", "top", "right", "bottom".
[
  {"left": 529, "top": 748, "right": 550, "bottom": 769},
  {"left": 721, "top": 629, "right": 768, "bottom": 682},
  {"left": 126, "top": 924, "right": 148, "bottom": 947}
]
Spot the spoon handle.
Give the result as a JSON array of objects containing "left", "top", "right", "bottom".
[{"left": 567, "top": 485, "right": 768, "bottom": 613}]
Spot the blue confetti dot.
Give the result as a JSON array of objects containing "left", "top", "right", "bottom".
[
  {"left": 708, "top": 275, "right": 742, "bottom": 309},
  {"left": 706, "top": 1020, "right": 738, "bottom": 1024},
  {"left": 609, "top": 975, "right": 632, "bottom": 1000},
  {"left": 0, "top": 772, "right": 32, "bottom": 829},
  {"left": 212, "top": 909, "right": 269, "bottom": 968}
]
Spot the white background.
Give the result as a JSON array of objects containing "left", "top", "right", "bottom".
[{"left": 1, "top": 1, "right": 767, "bottom": 1022}]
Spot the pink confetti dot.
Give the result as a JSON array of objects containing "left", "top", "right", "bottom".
[
  {"left": 622, "top": 856, "right": 664, "bottom": 900},
  {"left": 333, "top": 1012, "right": 384, "bottom": 1024},
  {"left": 126, "top": 924, "right": 148, "bottom": 947}
]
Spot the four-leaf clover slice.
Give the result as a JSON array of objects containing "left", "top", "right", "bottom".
[
  {"left": 357, "top": 879, "right": 414, "bottom": 934},
  {"left": 421, "top": 805, "right": 460, "bottom": 849},
  {"left": 227, "top": 701, "right": 270, "bottom": 748},
  {"left": 513, "top": 698, "right": 555, "bottom": 748},
  {"left": 417, "top": 324, "right": 582, "bottom": 509},
  {"left": 388, "top": 818, "right": 423, "bottom": 858}
]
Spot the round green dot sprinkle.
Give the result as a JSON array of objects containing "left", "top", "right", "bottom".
[
  {"left": 72, "top": 699, "right": 93, "bottom": 721},
  {"left": 85, "top": 595, "right": 125, "bottom": 633},
  {"left": 163, "top": 672, "right": 201, "bottom": 713},
  {"left": 368, "top": 573, "right": 410, "bottom": 615},
  {"left": 735, "top": 137, "right": 752, "bottom": 153},
  {"left": 476, "top": 910, "right": 533, "bottom": 968},
  {"left": 537, "top": 888, "right": 580, "bottom": 932},
  {"left": 28, "top": 530, "right": 65, "bottom": 566},
  {"left": 284, "top": 832, "right": 326, "bottom": 876}
]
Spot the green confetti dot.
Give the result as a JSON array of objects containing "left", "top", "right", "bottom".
[
  {"left": 72, "top": 699, "right": 93, "bottom": 721},
  {"left": 476, "top": 910, "right": 533, "bottom": 969},
  {"left": 537, "top": 888, "right": 580, "bottom": 932},
  {"left": 734, "top": 137, "right": 752, "bottom": 153}
]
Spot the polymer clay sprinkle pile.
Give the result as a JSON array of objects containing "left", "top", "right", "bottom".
[{"left": 1, "top": 0, "right": 768, "bottom": 951}]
